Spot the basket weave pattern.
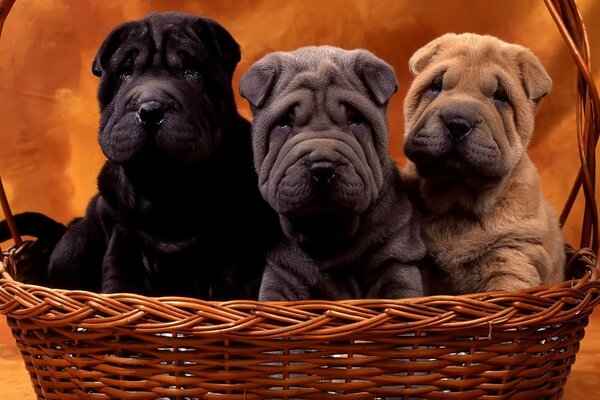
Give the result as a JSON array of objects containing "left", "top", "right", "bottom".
[{"left": 1, "top": 0, "right": 599, "bottom": 399}]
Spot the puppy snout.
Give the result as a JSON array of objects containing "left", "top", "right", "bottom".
[
  {"left": 309, "top": 160, "right": 336, "bottom": 185},
  {"left": 444, "top": 118, "right": 472, "bottom": 142},
  {"left": 137, "top": 101, "right": 166, "bottom": 128}
]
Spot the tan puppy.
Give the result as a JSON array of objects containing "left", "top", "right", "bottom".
[{"left": 403, "top": 33, "right": 565, "bottom": 294}]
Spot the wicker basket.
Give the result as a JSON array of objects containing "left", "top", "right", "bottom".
[{"left": 1, "top": 0, "right": 599, "bottom": 399}]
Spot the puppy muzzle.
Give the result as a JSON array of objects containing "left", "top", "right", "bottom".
[
  {"left": 263, "top": 131, "right": 376, "bottom": 216},
  {"left": 100, "top": 78, "right": 215, "bottom": 164},
  {"left": 405, "top": 99, "right": 507, "bottom": 178}
]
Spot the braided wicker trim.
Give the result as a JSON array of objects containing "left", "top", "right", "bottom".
[{"left": 1, "top": 252, "right": 597, "bottom": 339}]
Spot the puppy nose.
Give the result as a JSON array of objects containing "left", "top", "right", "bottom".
[
  {"left": 137, "top": 102, "right": 165, "bottom": 128},
  {"left": 445, "top": 118, "right": 472, "bottom": 142},
  {"left": 309, "top": 161, "right": 336, "bottom": 185}
]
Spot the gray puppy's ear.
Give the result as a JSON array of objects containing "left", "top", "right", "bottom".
[
  {"left": 240, "top": 59, "right": 278, "bottom": 108},
  {"left": 515, "top": 47, "right": 552, "bottom": 104},
  {"left": 408, "top": 33, "right": 456, "bottom": 76},
  {"left": 355, "top": 52, "right": 398, "bottom": 105}
]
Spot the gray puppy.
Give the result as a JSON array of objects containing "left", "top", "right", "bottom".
[{"left": 240, "top": 46, "right": 426, "bottom": 301}]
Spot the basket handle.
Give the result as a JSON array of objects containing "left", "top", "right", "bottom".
[
  {"left": 0, "top": 0, "right": 13, "bottom": 36},
  {"left": 0, "top": 178, "right": 22, "bottom": 248},
  {"left": 546, "top": 0, "right": 600, "bottom": 255},
  {"left": 0, "top": 0, "right": 21, "bottom": 251}
]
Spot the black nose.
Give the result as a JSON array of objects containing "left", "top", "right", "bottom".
[
  {"left": 309, "top": 161, "right": 336, "bottom": 185},
  {"left": 445, "top": 118, "right": 472, "bottom": 142},
  {"left": 138, "top": 102, "right": 165, "bottom": 128}
]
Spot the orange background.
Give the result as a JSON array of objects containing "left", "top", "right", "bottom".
[
  {"left": 0, "top": 0, "right": 599, "bottom": 246},
  {"left": 0, "top": 0, "right": 599, "bottom": 398}
]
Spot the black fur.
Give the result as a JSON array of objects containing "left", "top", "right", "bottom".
[
  {"left": 0, "top": 212, "right": 66, "bottom": 286},
  {"left": 48, "top": 13, "right": 278, "bottom": 298}
]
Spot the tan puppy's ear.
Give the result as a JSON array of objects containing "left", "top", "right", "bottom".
[
  {"left": 240, "top": 57, "right": 279, "bottom": 108},
  {"left": 516, "top": 48, "right": 552, "bottom": 105},
  {"left": 354, "top": 51, "right": 399, "bottom": 105},
  {"left": 409, "top": 34, "right": 455, "bottom": 76}
]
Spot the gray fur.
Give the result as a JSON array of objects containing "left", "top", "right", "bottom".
[{"left": 240, "top": 46, "right": 426, "bottom": 301}]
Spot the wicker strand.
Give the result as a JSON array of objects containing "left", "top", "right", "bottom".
[{"left": 0, "top": 177, "right": 22, "bottom": 247}]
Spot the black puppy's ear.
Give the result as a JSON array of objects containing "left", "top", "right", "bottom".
[
  {"left": 192, "top": 18, "right": 241, "bottom": 75},
  {"left": 92, "top": 22, "right": 136, "bottom": 77},
  {"left": 240, "top": 59, "right": 278, "bottom": 108},
  {"left": 354, "top": 51, "right": 398, "bottom": 105}
]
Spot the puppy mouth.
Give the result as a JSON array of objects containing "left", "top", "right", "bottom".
[
  {"left": 414, "top": 151, "right": 503, "bottom": 187},
  {"left": 414, "top": 151, "right": 469, "bottom": 177},
  {"left": 288, "top": 210, "right": 359, "bottom": 244},
  {"left": 285, "top": 201, "right": 351, "bottom": 219}
]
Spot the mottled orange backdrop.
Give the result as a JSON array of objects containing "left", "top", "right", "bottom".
[{"left": 0, "top": 0, "right": 598, "bottom": 246}]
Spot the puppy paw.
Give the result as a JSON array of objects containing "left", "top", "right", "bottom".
[
  {"left": 367, "top": 264, "right": 425, "bottom": 299},
  {"left": 484, "top": 273, "right": 541, "bottom": 292}
]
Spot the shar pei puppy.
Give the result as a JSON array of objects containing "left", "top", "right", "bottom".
[
  {"left": 47, "top": 12, "right": 277, "bottom": 298},
  {"left": 403, "top": 33, "right": 565, "bottom": 294},
  {"left": 240, "top": 46, "right": 426, "bottom": 301}
]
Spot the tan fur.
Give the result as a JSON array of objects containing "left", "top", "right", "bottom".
[{"left": 402, "top": 33, "right": 565, "bottom": 294}]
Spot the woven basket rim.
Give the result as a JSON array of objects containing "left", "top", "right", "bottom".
[
  {"left": 1, "top": 248, "right": 598, "bottom": 339},
  {"left": 1, "top": 262, "right": 597, "bottom": 303}
]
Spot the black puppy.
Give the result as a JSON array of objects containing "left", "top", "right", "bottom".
[{"left": 47, "top": 13, "right": 277, "bottom": 298}]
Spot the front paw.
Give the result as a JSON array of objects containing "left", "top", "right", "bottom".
[
  {"left": 258, "top": 284, "right": 309, "bottom": 301},
  {"left": 484, "top": 274, "right": 541, "bottom": 292},
  {"left": 258, "top": 265, "right": 310, "bottom": 301},
  {"left": 367, "top": 266, "right": 424, "bottom": 299}
]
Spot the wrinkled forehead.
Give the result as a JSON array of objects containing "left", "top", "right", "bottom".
[
  {"left": 274, "top": 52, "right": 364, "bottom": 98},
  {"left": 147, "top": 15, "right": 202, "bottom": 51},
  {"left": 117, "top": 16, "right": 208, "bottom": 61},
  {"left": 430, "top": 41, "right": 521, "bottom": 89},
  {"left": 447, "top": 41, "right": 511, "bottom": 66}
]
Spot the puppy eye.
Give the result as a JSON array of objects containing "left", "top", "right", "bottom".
[
  {"left": 182, "top": 60, "right": 202, "bottom": 78},
  {"left": 120, "top": 58, "right": 134, "bottom": 78},
  {"left": 273, "top": 110, "right": 294, "bottom": 135},
  {"left": 427, "top": 76, "right": 443, "bottom": 93},
  {"left": 347, "top": 108, "right": 364, "bottom": 126},
  {"left": 276, "top": 110, "right": 294, "bottom": 127},
  {"left": 493, "top": 85, "right": 509, "bottom": 103},
  {"left": 184, "top": 67, "right": 200, "bottom": 78}
]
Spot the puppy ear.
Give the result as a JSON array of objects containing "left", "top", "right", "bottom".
[
  {"left": 91, "top": 22, "right": 136, "bottom": 77},
  {"left": 355, "top": 52, "right": 398, "bottom": 105},
  {"left": 193, "top": 17, "right": 241, "bottom": 75},
  {"left": 240, "top": 60, "right": 278, "bottom": 108},
  {"left": 516, "top": 48, "right": 552, "bottom": 104},
  {"left": 408, "top": 34, "right": 455, "bottom": 76}
]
